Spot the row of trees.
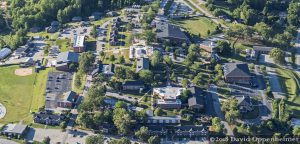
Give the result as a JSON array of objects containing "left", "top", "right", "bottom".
[{"left": 9, "top": 0, "right": 144, "bottom": 29}]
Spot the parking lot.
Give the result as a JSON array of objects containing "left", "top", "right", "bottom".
[
  {"left": 46, "top": 72, "right": 73, "bottom": 94},
  {"left": 45, "top": 72, "right": 73, "bottom": 110},
  {"left": 58, "top": 23, "right": 92, "bottom": 39}
]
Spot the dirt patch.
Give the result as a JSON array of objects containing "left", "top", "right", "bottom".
[{"left": 15, "top": 68, "right": 33, "bottom": 76}]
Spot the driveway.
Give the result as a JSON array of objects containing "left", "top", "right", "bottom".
[
  {"left": 105, "top": 92, "right": 138, "bottom": 103},
  {"left": 0, "top": 139, "right": 18, "bottom": 144},
  {"left": 208, "top": 85, "right": 233, "bottom": 136},
  {"left": 26, "top": 128, "right": 94, "bottom": 144},
  {"left": 266, "top": 67, "right": 284, "bottom": 99}
]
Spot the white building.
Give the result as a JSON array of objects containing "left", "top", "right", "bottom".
[
  {"left": 129, "top": 45, "right": 153, "bottom": 59},
  {"left": 147, "top": 115, "right": 181, "bottom": 124},
  {"left": 153, "top": 87, "right": 184, "bottom": 109}
]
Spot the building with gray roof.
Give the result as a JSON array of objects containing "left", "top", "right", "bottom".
[
  {"left": 1, "top": 124, "right": 28, "bottom": 138},
  {"left": 223, "top": 63, "right": 252, "bottom": 84},
  {"left": 136, "top": 58, "right": 150, "bottom": 72},
  {"left": 156, "top": 22, "right": 189, "bottom": 44},
  {"left": 56, "top": 52, "right": 79, "bottom": 71},
  {"left": 188, "top": 86, "right": 204, "bottom": 111},
  {"left": 0, "top": 48, "right": 11, "bottom": 60}
]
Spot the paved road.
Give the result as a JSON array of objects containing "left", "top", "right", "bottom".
[
  {"left": 186, "top": 0, "right": 228, "bottom": 28},
  {"left": 0, "top": 139, "right": 18, "bottom": 144},
  {"left": 266, "top": 67, "right": 284, "bottom": 99},
  {"left": 255, "top": 66, "right": 272, "bottom": 120},
  {"left": 237, "top": 66, "right": 272, "bottom": 124},
  {"left": 208, "top": 85, "right": 233, "bottom": 136},
  {"left": 105, "top": 92, "right": 138, "bottom": 103}
]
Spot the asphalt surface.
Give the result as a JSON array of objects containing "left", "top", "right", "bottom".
[
  {"left": 208, "top": 85, "right": 233, "bottom": 136},
  {"left": 266, "top": 67, "right": 284, "bottom": 99}
]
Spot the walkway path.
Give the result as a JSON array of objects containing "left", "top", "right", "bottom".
[{"left": 208, "top": 85, "right": 233, "bottom": 136}]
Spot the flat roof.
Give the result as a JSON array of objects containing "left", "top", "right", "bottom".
[
  {"left": 2, "top": 124, "right": 27, "bottom": 134},
  {"left": 73, "top": 35, "right": 85, "bottom": 47},
  {"left": 153, "top": 87, "right": 184, "bottom": 100}
]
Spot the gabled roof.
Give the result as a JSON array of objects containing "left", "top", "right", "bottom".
[
  {"left": 236, "top": 96, "right": 252, "bottom": 111},
  {"left": 188, "top": 86, "right": 204, "bottom": 107},
  {"left": 34, "top": 113, "right": 62, "bottom": 121},
  {"left": 156, "top": 22, "right": 188, "bottom": 41},
  {"left": 62, "top": 91, "right": 77, "bottom": 102},
  {"left": 57, "top": 52, "right": 79, "bottom": 63},
  {"left": 223, "top": 63, "right": 251, "bottom": 78},
  {"left": 236, "top": 96, "right": 251, "bottom": 106},
  {"left": 136, "top": 58, "right": 150, "bottom": 72}
]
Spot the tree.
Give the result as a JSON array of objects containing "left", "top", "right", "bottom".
[
  {"left": 269, "top": 48, "right": 285, "bottom": 65},
  {"left": 143, "top": 30, "right": 156, "bottom": 44},
  {"left": 115, "top": 101, "right": 127, "bottom": 109},
  {"left": 192, "top": 72, "right": 203, "bottom": 86},
  {"left": 293, "top": 127, "right": 300, "bottom": 137},
  {"left": 154, "top": 108, "right": 164, "bottom": 116},
  {"left": 86, "top": 134, "right": 105, "bottom": 144},
  {"left": 113, "top": 108, "right": 132, "bottom": 135},
  {"left": 221, "top": 98, "right": 239, "bottom": 123},
  {"left": 118, "top": 55, "right": 125, "bottom": 64},
  {"left": 254, "top": 22, "right": 272, "bottom": 41},
  {"left": 79, "top": 52, "right": 95, "bottom": 74},
  {"left": 212, "top": 117, "right": 223, "bottom": 133},
  {"left": 42, "top": 136, "right": 51, "bottom": 144},
  {"left": 90, "top": 25, "right": 97, "bottom": 38},
  {"left": 181, "top": 89, "right": 190, "bottom": 103},
  {"left": 135, "top": 126, "right": 150, "bottom": 142},
  {"left": 148, "top": 136, "right": 160, "bottom": 144},
  {"left": 115, "top": 66, "right": 126, "bottom": 79},
  {"left": 109, "top": 55, "right": 116, "bottom": 62},
  {"left": 74, "top": 74, "right": 82, "bottom": 88},
  {"left": 287, "top": 1, "right": 300, "bottom": 27},
  {"left": 216, "top": 40, "right": 231, "bottom": 56},
  {"left": 181, "top": 78, "right": 189, "bottom": 88},
  {"left": 164, "top": 56, "right": 173, "bottom": 67},
  {"left": 151, "top": 51, "right": 162, "bottom": 68},
  {"left": 139, "top": 70, "right": 153, "bottom": 83}
]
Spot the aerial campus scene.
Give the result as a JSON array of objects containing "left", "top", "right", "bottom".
[{"left": 0, "top": 0, "right": 299, "bottom": 144}]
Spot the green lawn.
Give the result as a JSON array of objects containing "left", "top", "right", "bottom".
[
  {"left": 56, "top": 38, "right": 70, "bottom": 52},
  {"left": 173, "top": 17, "right": 218, "bottom": 38},
  {"left": 0, "top": 65, "right": 49, "bottom": 124},
  {"left": 30, "top": 68, "right": 53, "bottom": 112},
  {"left": 276, "top": 68, "right": 300, "bottom": 117},
  {"left": 92, "top": 17, "right": 113, "bottom": 26}
]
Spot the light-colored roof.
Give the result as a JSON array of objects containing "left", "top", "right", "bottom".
[
  {"left": 73, "top": 35, "right": 85, "bottom": 48},
  {"left": 148, "top": 115, "right": 181, "bottom": 120},
  {"left": 2, "top": 124, "right": 27, "bottom": 134},
  {"left": 153, "top": 87, "right": 184, "bottom": 100}
]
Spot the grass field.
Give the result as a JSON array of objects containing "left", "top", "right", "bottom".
[
  {"left": 56, "top": 38, "right": 70, "bottom": 52},
  {"left": 0, "top": 65, "right": 49, "bottom": 124},
  {"left": 173, "top": 17, "right": 218, "bottom": 38},
  {"left": 276, "top": 68, "right": 300, "bottom": 117}
]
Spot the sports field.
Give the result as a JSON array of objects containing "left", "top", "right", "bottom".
[{"left": 0, "top": 65, "right": 49, "bottom": 123}]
